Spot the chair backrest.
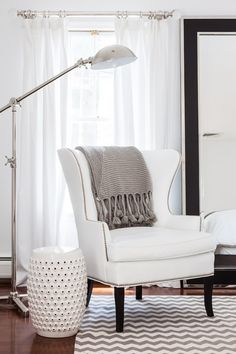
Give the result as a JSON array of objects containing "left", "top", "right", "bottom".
[{"left": 58, "top": 149, "right": 180, "bottom": 231}]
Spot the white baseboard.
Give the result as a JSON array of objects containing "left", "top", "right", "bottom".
[{"left": 0, "top": 260, "right": 11, "bottom": 278}]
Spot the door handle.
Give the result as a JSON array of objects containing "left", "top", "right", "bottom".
[{"left": 202, "top": 132, "right": 222, "bottom": 137}]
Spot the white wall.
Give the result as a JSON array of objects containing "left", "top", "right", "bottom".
[{"left": 1, "top": 0, "right": 236, "bottom": 259}]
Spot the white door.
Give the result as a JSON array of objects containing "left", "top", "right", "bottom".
[{"left": 198, "top": 33, "right": 236, "bottom": 214}]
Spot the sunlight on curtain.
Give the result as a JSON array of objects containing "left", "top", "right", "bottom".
[
  {"left": 114, "top": 13, "right": 181, "bottom": 214},
  {"left": 17, "top": 18, "right": 68, "bottom": 285},
  {"left": 68, "top": 31, "right": 115, "bottom": 147}
]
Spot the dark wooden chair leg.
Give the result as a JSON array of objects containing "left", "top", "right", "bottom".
[
  {"left": 114, "top": 287, "right": 125, "bottom": 332},
  {"left": 86, "top": 279, "right": 93, "bottom": 307},
  {"left": 136, "top": 286, "right": 142, "bottom": 300},
  {"left": 180, "top": 280, "right": 184, "bottom": 295},
  {"left": 204, "top": 276, "right": 214, "bottom": 317}
]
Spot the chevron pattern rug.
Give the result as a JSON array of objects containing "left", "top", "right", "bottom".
[{"left": 75, "top": 295, "right": 236, "bottom": 354}]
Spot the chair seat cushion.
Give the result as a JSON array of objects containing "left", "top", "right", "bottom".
[{"left": 107, "top": 226, "right": 215, "bottom": 262}]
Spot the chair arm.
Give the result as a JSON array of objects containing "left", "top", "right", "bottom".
[
  {"left": 78, "top": 220, "right": 111, "bottom": 281},
  {"left": 159, "top": 214, "right": 201, "bottom": 231}
]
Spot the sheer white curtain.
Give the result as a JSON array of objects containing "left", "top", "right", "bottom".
[
  {"left": 114, "top": 14, "right": 180, "bottom": 150},
  {"left": 114, "top": 13, "right": 181, "bottom": 212},
  {"left": 114, "top": 14, "right": 181, "bottom": 287},
  {"left": 17, "top": 18, "right": 68, "bottom": 285}
]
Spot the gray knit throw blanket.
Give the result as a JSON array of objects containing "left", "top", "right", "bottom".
[{"left": 76, "top": 146, "right": 157, "bottom": 230}]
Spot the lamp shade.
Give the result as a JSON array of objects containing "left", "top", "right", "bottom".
[{"left": 91, "top": 44, "right": 137, "bottom": 70}]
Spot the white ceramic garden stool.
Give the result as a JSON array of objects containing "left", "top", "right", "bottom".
[{"left": 27, "top": 247, "right": 87, "bottom": 338}]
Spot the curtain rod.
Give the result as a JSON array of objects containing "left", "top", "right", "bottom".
[{"left": 17, "top": 10, "right": 174, "bottom": 20}]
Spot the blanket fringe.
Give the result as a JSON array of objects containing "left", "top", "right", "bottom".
[{"left": 95, "top": 192, "right": 156, "bottom": 229}]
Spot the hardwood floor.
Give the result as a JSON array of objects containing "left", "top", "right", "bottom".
[{"left": 0, "top": 282, "right": 236, "bottom": 354}]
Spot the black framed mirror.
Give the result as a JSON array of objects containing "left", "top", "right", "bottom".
[{"left": 183, "top": 18, "right": 236, "bottom": 216}]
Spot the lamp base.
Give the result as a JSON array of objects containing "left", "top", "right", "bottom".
[{"left": 0, "top": 291, "right": 29, "bottom": 316}]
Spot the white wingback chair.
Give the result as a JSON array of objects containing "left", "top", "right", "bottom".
[{"left": 58, "top": 148, "right": 216, "bottom": 332}]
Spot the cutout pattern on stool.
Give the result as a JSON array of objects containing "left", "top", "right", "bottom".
[{"left": 27, "top": 250, "right": 87, "bottom": 337}]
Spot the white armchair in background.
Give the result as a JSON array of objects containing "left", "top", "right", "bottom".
[{"left": 58, "top": 148, "right": 216, "bottom": 332}]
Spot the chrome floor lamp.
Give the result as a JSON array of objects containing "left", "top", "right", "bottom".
[{"left": 0, "top": 44, "right": 136, "bottom": 315}]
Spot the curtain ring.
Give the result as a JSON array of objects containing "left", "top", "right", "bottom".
[
  {"left": 120, "top": 11, "right": 127, "bottom": 19},
  {"left": 155, "top": 11, "right": 160, "bottom": 20},
  {"left": 58, "top": 10, "right": 66, "bottom": 18},
  {"left": 24, "top": 10, "right": 36, "bottom": 19},
  {"left": 148, "top": 11, "right": 153, "bottom": 20}
]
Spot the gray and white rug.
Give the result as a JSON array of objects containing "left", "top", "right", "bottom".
[{"left": 75, "top": 295, "right": 236, "bottom": 354}]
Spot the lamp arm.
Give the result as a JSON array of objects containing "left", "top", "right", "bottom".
[{"left": 0, "top": 57, "right": 92, "bottom": 113}]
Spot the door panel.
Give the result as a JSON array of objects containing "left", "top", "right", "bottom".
[
  {"left": 198, "top": 34, "right": 236, "bottom": 214},
  {"left": 183, "top": 19, "right": 236, "bottom": 216}
]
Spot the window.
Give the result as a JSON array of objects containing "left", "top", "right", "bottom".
[{"left": 68, "top": 29, "right": 116, "bottom": 146}]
